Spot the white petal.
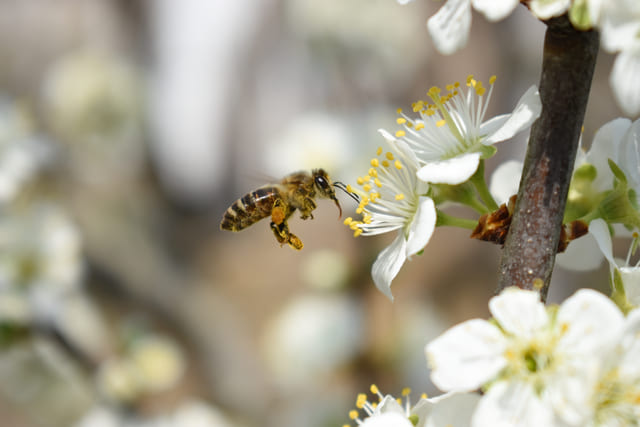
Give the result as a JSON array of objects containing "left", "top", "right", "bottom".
[
  {"left": 472, "top": 381, "right": 555, "bottom": 427},
  {"left": 489, "top": 287, "right": 548, "bottom": 337},
  {"left": 405, "top": 197, "right": 437, "bottom": 256},
  {"left": 555, "top": 232, "right": 605, "bottom": 271},
  {"left": 396, "top": 0, "right": 414, "bottom": 4},
  {"left": 416, "top": 152, "right": 480, "bottom": 185},
  {"left": 483, "top": 85, "right": 541, "bottom": 145},
  {"left": 620, "top": 267, "right": 640, "bottom": 307},
  {"left": 617, "top": 118, "right": 640, "bottom": 193},
  {"left": 472, "top": 0, "right": 519, "bottom": 21},
  {"left": 546, "top": 359, "right": 600, "bottom": 426},
  {"left": 420, "top": 392, "right": 480, "bottom": 427},
  {"left": 426, "top": 319, "right": 507, "bottom": 391},
  {"left": 556, "top": 288, "right": 625, "bottom": 356},
  {"left": 489, "top": 160, "right": 522, "bottom": 205},
  {"left": 362, "top": 412, "right": 413, "bottom": 427},
  {"left": 589, "top": 218, "right": 617, "bottom": 266},
  {"left": 610, "top": 46, "right": 640, "bottom": 117},
  {"left": 529, "top": 0, "right": 571, "bottom": 19},
  {"left": 619, "top": 308, "right": 640, "bottom": 378},
  {"left": 371, "top": 233, "right": 407, "bottom": 300},
  {"left": 587, "top": 118, "right": 631, "bottom": 192},
  {"left": 377, "top": 395, "right": 406, "bottom": 415},
  {"left": 426, "top": 0, "right": 472, "bottom": 55}
]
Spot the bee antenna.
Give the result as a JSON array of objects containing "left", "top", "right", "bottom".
[{"left": 333, "top": 181, "right": 360, "bottom": 203}]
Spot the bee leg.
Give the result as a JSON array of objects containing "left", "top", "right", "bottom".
[
  {"left": 271, "top": 198, "right": 289, "bottom": 225},
  {"left": 298, "top": 197, "right": 317, "bottom": 220},
  {"left": 270, "top": 220, "right": 303, "bottom": 250}
]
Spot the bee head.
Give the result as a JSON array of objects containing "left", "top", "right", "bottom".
[{"left": 312, "top": 168, "right": 342, "bottom": 218}]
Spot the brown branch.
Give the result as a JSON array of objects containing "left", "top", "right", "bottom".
[{"left": 496, "top": 16, "right": 599, "bottom": 300}]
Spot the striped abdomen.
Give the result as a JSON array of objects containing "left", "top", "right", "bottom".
[{"left": 220, "top": 186, "right": 281, "bottom": 232}]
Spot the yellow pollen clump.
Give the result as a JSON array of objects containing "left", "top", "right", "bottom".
[
  {"left": 356, "top": 393, "right": 367, "bottom": 408},
  {"left": 436, "top": 119, "right": 446, "bottom": 127},
  {"left": 395, "top": 193, "right": 405, "bottom": 200},
  {"left": 396, "top": 108, "right": 403, "bottom": 114},
  {"left": 353, "top": 229, "right": 363, "bottom": 237},
  {"left": 395, "top": 130, "right": 406, "bottom": 138},
  {"left": 357, "top": 177, "right": 364, "bottom": 185},
  {"left": 466, "top": 74, "right": 474, "bottom": 85},
  {"left": 425, "top": 109, "right": 436, "bottom": 116},
  {"left": 633, "top": 231, "right": 639, "bottom": 238},
  {"left": 374, "top": 178, "right": 382, "bottom": 188},
  {"left": 402, "top": 387, "right": 411, "bottom": 396},
  {"left": 446, "top": 84, "right": 454, "bottom": 91},
  {"left": 490, "top": 75, "right": 497, "bottom": 84},
  {"left": 369, "top": 168, "right": 378, "bottom": 178},
  {"left": 343, "top": 217, "right": 353, "bottom": 226},
  {"left": 415, "top": 122, "right": 425, "bottom": 131},
  {"left": 396, "top": 398, "right": 402, "bottom": 404},
  {"left": 397, "top": 117, "right": 407, "bottom": 125},
  {"left": 421, "top": 393, "right": 428, "bottom": 399},
  {"left": 382, "top": 160, "right": 390, "bottom": 167},
  {"left": 364, "top": 175, "right": 371, "bottom": 181},
  {"left": 376, "top": 146, "right": 383, "bottom": 155},
  {"left": 370, "top": 384, "right": 380, "bottom": 394},
  {"left": 356, "top": 207, "right": 363, "bottom": 214},
  {"left": 363, "top": 184, "right": 372, "bottom": 192},
  {"left": 385, "top": 152, "right": 394, "bottom": 160},
  {"left": 349, "top": 410, "right": 358, "bottom": 420},
  {"left": 346, "top": 184, "right": 354, "bottom": 193},
  {"left": 395, "top": 160, "right": 402, "bottom": 169},
  {"left": 371, "top": 158, "right": 379, "bottom": 167},
  {"left": 363, "top": 214, "right": 372, "bottom": 224}
]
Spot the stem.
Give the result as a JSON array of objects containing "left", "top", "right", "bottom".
[
  {"left": 496, "top": 16, "right": 599, "bottom": 300},
  {"left": 470, "top": 160, "right": 499, "bottom": 212},
  {"left": 436, "top": 210, "right": 478, "bottom": 230}
]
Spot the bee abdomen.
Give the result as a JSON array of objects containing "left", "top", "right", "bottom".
[{"left": 220, "top": 187, "right": 280, "bottom": 232}]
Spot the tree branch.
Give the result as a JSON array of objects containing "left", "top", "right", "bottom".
[{"left": 496, "top": 16, "right": 599, "bottom": 300}]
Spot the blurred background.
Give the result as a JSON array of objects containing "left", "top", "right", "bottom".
[{"left": 0, "top": 1, "right": 628, "bottom": 426}]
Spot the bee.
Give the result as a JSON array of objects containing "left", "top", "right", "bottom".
[{"left": 220, "top": 169, "right": 353, "bottom": 250}]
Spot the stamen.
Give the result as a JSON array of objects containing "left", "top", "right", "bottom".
[
  {"left": 386, "top": 152, "right": 394, "bottom": 161},
  {"left": 371, "top": 158, "right": 380, "bottom": 167},
  {"left": 376, "top": 146, "right": 383, "bottom": 155},
  {"left": 395, "top": 194, "right": 405, "bottom": 200},
  {"left": 344, "top": 217, "right": 353, "bottom": 226},
  {"left": 397, "top": 117, "right": 407, "bottom": 125},
  {"left": 395, "top": 130, "right": 406, "bottom": 138},
  {"left": 395, "top": 160, "right": 402, "bottom": 169}
]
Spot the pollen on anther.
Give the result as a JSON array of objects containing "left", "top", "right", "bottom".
[
  {"left": 395, "top": 193, "right": 405, "bottom": 201},
  {"left": 382, "top": 160, "right": 390, "bottom": 167},
  {"left": 353, "top": 229, "right": 362, "bottom": 237},
  {"left": 395, "top": 130, "right": 406, "bottom": 138},
  {"left": 356, "top": 393, "right": 367, "bottom": 408},
  {"left": 489, "top": 75, "right": 497, "bottom": 84},
  {"left": 371, "top": 158, "right": 379, "bottom": 167},
  {"left": 396, "top": 108, "right": 403, "bottom": 114},
  {"left": 346, "top": 184, "right": 354, "bottom": 193},
  {"left": 344, "top": 217, "right": 353, "bottom": 226},
  {"left": 415, "top": 122, "right": 425, "bottom": 131},
  {"left": 394, "top": 160, "right": 402, "bottom": 169},
  {"left": 402, "top": 387, "right": 411, "bottom": 396},
  {"left": 370, "top": 384, "right": 380, "bottom": 395},
  {"left": 369, "top": 168, "right": 377, "bottom": 178},
  {"left": 376, "top": 146, "right": 383, "bottom": 155},
  {"left": 385, "top": 152, "right": 394, "bottom": 161},
  {"left": 363, "top": 184, "right": 372, "bottom": 192},
  {"left": 397, "top": 117, "right": 407, "bottom": 125},
  {"left": 374, "top": 178, "right": 382, "bottom": 188},
  {"left": 349, "top": 410, "right": 359, "bottom": 420},
  {"left": 357, "top": 177, "right": 364, "bottom": 185},
  {"left": 436, "top": 119, "right": 446, "bottom": 128}
]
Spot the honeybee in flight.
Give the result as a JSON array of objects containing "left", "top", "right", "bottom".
[{"left": 220, "top": 169, "right": 354, "bottom": 250}]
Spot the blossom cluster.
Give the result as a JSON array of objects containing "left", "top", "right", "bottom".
[{"left": 344, "top": 75, "right": 541, "bottom": 299}]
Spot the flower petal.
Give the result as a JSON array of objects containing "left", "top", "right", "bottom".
[
  {"left": 489, "top": 287, "right": 548, "bottom": 337},
  {"left": 426, "top": 0, "right": 472, "bottom": 55},
  {"left": 587, "top": 118, "right": 631, "bottom": 192},
  {"left": 489, "top": 160, "right": 522, "bottom": 205},
  {"left": 555, "top": 231, "right": 604, "bottom": 272},
  {"left": 405, "top": 197, "right": 437, "bottom": 256},
  {"left": 472, "top": 381, "right": 555, "bottom": 427},
  {"left": 371, "top": 233, "right": 407, "bottom": 300},
  {"left": 426, "top": 319, "right": 507, "bottom": 391},
  {"left": 619, "top": 267, "right": 640, "bottom": 307},
  {"left": 472, "top": 0, "right": 519, "bottom": 21},
  {"left": 556, "top": 288, "right": 624, "bottom": 357},
  {"left": 528, "top": 0, "right": 571, "bottom": 19},
  {"left": 416, "top": 152, "right": 480, "bottom": 185},
  {"left": 616, "top": 117, "right": 640, "bottom": 193},
  {"left": 610, "top": 46, "right": 640, "bottom": 117},
  {"left": 419, "top": 392, "right": 480, "bottom": 427},
  {"left": 589, "top": 218, "right": 616, "bottom": 266},
  {"left": 483, "top": 85, "right": 541, "bottom": 145},
  {"left": 362, "top": 412, "right": 414, "bottom": 427},
  {"left": 619, "top": 308, "right": 640, "bottom": 378}
]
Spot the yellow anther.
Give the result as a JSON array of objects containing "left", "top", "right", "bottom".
[
  {"left": 402, "top": 387, "right": 411, "bottom": 396},
  {"left": 415, "top": 122, "right": 425, "bottom": 131},
  {"left": 374, "top": 178, "right": 382, "bottom": 188},
  {"left": 385, "top": 152, "right": 394, "bottom": 160},
  {"left": 363, "top": 184, "right": 372, "bottom": 192},
  {"left": 346, "top": 184, "right": 354, "bottom": 193},
  {"left": 356, "top": 207, "right": 363, "bottom": 214},
  {"left": 353, "top": 228, "right": 363, "bottom": 237},
  {"left": 376, "top": 146, "right": 383, "bottom": 155},
  {"left": 370, "top": 384, "right": 380, "bottom": 395},
  {"left": 466, "top": 75, "right": 474, "bottom": 85},
  {"left": 364, "top": 175, "right": 371, "bottom": 181},
  {"left": 395, "top": 130, "right": 406, "bottom": 138},
  {"left": 350, "top": 222, "right": 360, "bottom": 230},
  {"left": 397, "top": 117, "right": 407, "bottom": 125},
  {"left": 634, "top": 232, "right": 639, "bottom": 238},
  {"left": 344, "top": 217, "right": 353, "bottom": 226},
  {"left": 343, "top": 424, "right": 351, "bottom": 427},
  {"left": 395, "top": 160, "right": 402, "bottom": 169},
  {"left": 349, "top": 410, "right": 359, "bottom": 420},
  {"left": 363, "top": 214, "right": 372, "bottom": 224},
  {"left": 476, "top": 86, "right": 486, "bottom": 96},
  {"left": 357, "top": 177, "right": 364, "bottom": 185},
  {"left": 421, "top": 393, "right": 428, "bottom": 399},
  {"left": 396, "top": 108, "right": 403, "bottom": 114},
  {"left": 396, "top": 398, "right": 402, "bottom": 404},
  {"left": 436, "top": 119, "right": 446, "bottom": 127},
  {"left": 369, "top": 168, "right": 378, "bottom": 178},
  {"left": 446, "top": 84, "right": 454, "bottom": 91},
  {"left": 371, "top": 158, "right": 379, "bottom": 167},
  {"left": 425, "top": 109, "right": 436, "bottom": 116},
  {"left": 356, "top": 393, "right": 367, "bottom": 408},
  {"left": 395, "top": 193, "right": 405, "bottom": 200},
  {"left": 489, "top": 75, "right": 497, "bottom": 84},
  {"left": 382, "top": 160, "right": 390, "bottom": 167}
]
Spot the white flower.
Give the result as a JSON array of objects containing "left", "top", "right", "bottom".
[
  {"left": 350, "top": 385, "right": 479, "bottom": 427},
  {"left": 597, "top": 1, "right": 640, "bottom": 116},
  {"left": 345, "top": 131, "right": 436, "bottom": 300},
  {"left": 590, "top": 218, "right": 640, "bottom": 308},
  {"left": 426, "top": 287, "right": 625, "bottom": 426},
  {"left": 394, "top": 76, "right": 540, "bottom": 185},
  {"left": 426, "top": 0, "right": 569, "bottom": 55}
]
